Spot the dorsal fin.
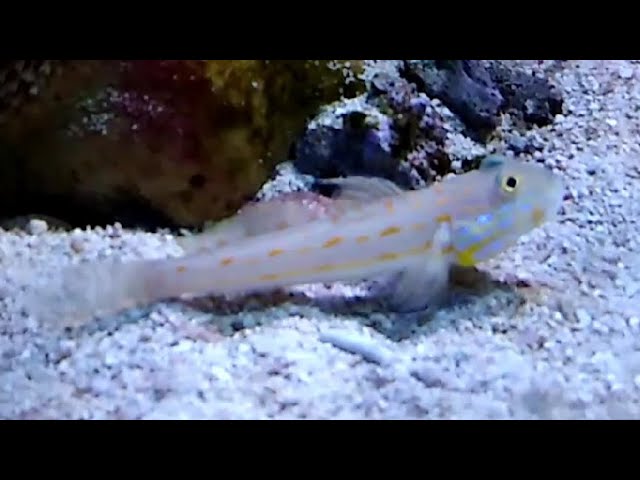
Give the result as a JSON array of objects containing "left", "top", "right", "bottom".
[
  {"left": 176, "top": 191, "right": 348, "bottom": 254},
  {"left": 478, "top": 154, "right": 507, "bottom": 170},
  {"left": 315, "top": 175, "right": 405, "bottom": 202},
  {"left": 178, "top": 176, "right": 405, "bottom": 255}
]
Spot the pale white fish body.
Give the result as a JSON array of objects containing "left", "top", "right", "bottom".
[{"left": 145, "top": 188, "right": 445, "bottom": 300}]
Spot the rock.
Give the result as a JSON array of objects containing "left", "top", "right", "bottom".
[
  {"left": 299, "top": 71, "right": 455, "bottom": 187},
  {"left": 619, "top": 65, "right": 634, "bottom": 79},
  {"left": 0, "top": 60, "right": 364, "bottom": 229},
  {"left": 0, "top": 61, "right": 59, "bottom": 124},
  {"left": 294, "top": 111, "right": 412, "bottom": 187},
  {"left": 401, "top": 60, "right": 564, "bottom": 138},
  {"left": 402, "top": 60, "right": 504, "bottom": 139},
  {"left": 486, "top": 61, "right": 564, "bottom": 128},
  {"left": 506, "top": 133, "right": 529, "bottom": 154},
  {"left": 26, "top": 218, "right": 48, "bottom": 235},
  {"left": 369, "top": 74, "right": 452, "bottom": 181},
  {"left": 410, "top": 364, "right": 450, "bottom": 389},
  {"left": 0, "top": 214, "right": 71, "bottom": 232}
]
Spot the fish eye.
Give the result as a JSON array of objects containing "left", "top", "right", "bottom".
[{"left": 501, "top": 175, "right": 519, "bottom": 192}]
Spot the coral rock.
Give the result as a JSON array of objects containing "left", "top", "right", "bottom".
[
  {"left": 403, "top": 60, "right": 505, "bottom": 138},
  {"left": 294, "top": 111, "right": 408, "bottom": 185},
  {"left": 486, "top": 61, "right": 564, "bottom": 127},
  {"left": 0, "top": 60, "right": 363, "bottom": 229},
  {"left": 402, "top": 60, "right": 563, "bottom": 138}
]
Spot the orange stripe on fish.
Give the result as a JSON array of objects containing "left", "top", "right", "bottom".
[
  {"left": 323, "top": 237, "right": 343, "bottom": 248},
  {"left": 379, "top": 226, "right": 402, "bottom": 237}
]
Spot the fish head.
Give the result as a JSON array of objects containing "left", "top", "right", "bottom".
[{"left": 448, "top": 154, "right": 564, "bottom": 266}]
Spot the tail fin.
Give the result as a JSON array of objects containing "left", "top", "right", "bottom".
[{"left": 19, "top": 258, "right": 159, "bottom": 330}]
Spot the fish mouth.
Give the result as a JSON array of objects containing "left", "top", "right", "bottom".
[{"left": 526, "top": 173, "right": 564, "bottom": 228}]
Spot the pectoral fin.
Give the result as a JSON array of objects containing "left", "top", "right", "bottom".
[{"left": 379, "top": 221, "right": 452, "bottom": 313}]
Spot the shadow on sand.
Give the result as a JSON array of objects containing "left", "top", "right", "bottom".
[{"left": 174, "top": 265, "right": 532, "bottom": 341}]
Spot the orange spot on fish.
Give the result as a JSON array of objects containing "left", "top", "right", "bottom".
[
  {"left": 315, "top": 264, "right": 335, "bottom": 272},
  {"left": 409, "top": 241, "right": 433, "bottom": 255},
  {"left": 384, "top": 199, "right": 394, "bottom": 213},
  {"left": 356, "top": 235, "right": 369, "bottom": 244},
  {"left": 532, "top": 208, "right": 545, "bottom": 225},
  {"left": 412, "top": 222, "right": 428, "bottom": 231},
  {"left": 442, "top": 245, "right": 455, "bottom": 254},
  {"left": 260, "top": 273, "right": 280, "bottom": 281},
  {"left": 220, "top": 257, "right": 234, "bottom": 266},
  {"left": 377, "top": 252, "right": 399, "bottom": 261},
  {"left": 380, "top": 226, "right": 401, "bottom": 237},
  {"left": 176, "top": 265, "right": 187, "bottom": 273},
  {"left": 435, "top": 196, "right": 448, "bottom": 207},
  {"left": 323, "top": 237, "right": 343, "bottom": 248},
  {"left": 276, "top": 221, "right": 289, "bottom": 230},
  {"left": 269, "top": 248, "right": 284, "bottom": 257},
  {"left": 436, "top": 214, "right": 452, "bottom": 223},
  {"left": 462, "top": 205, "right": 478, "bottom": 215}
]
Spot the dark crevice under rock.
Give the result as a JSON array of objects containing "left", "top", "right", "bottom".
[
  {"left": 0, "top": 139, "right": 181, "bottom": 231},
  {"left": 0, "top": 192, "right": 181, "bottom": 232}
]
